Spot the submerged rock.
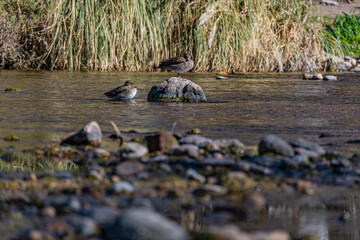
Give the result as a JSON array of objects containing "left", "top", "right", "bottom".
[
  {"left": 147, "top": 77, "right": 206, "bottom": 102},
  {"left": 105, "top": 208, "right": 188, "bottom": 240},
  {"left": 61, "top": 121, "right": 102, "bottom": 147}
]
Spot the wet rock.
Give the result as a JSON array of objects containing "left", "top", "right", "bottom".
[
  {"left": 171, "top": 144, "right": 199, "bottom": 159},
  {"left": 93, "top": 148, "right": 111, "bottom": 158},
  {"left": 179, "top": 135, "right": 212, "bottom": 147},
  {"left": 105, "top": 208, "right": 188, "bottom": 240},
  {"left": 64, "top": 214, "right": 97, "bottom": 236},
  {"left": 296, "top": 180, "right": 317, "bottom": 195},
  {"left": 185, "top": 168, "right": 206, "bottom": 183},
  {"left": 142, "top": 154, "right": 169, "bottom": 163},
  {"left": 146, "top": 132, "right": 178, "bottom": 153},
  {"left": 350, "top": 67, "right": 360, "bottom": 72},
  {"left": 40, "top": 206, "right": 57, "bottom": 217},
  {"left": 193, "top": 184, "right": 227, "bottom": 197},
  {"left": 303, "top": 73, "right": 323, "bottom": 80},
  {"left": 251, "top": 230, "right": 291, "bottom": 240},
  {"left": 112, "top": 181, "right": 135, "bottom": 193},
  {"left": 52, "top": 171, "right": 74, "bottom": 180},
  {"left": 290, "top": 138, "right": 325, "bottom": 157},
  {"left": 147, "top": 77, "right": 206, "bottom": 102},
  {"left": 61, "top": 121, "right": 102, "bottom": 147},
  {"left": 319, "top": 0, "right": 339, "bottom": 6},
  {"left": 202, "top": 157, "right": 236, "bottom": 166},
  {"left": 47, "top": 196, "right": 81, "bottom": 214},
  {"left": 115, "top": 161, "right": 144, "bottom": 177},
  {"left": 121, "top": 142, "right": 148, "bottom": 159},
  {"left": 205, "top": 225, "right": 252, "bottom": 240},
  {"left": 258, "top": 135, "right": 294, "bottom": 157},
  {"left": 159, "top": 163, "right": 172, "bottom": 173},
  {"left": 6, "top": 191, "right": 30, "bottom": 204},
  {"left": 212, "top": 138, "right": 245, "bottom": 150},
  {"left": 324, "top": 75, "right": 338, "bottom": 81},
  {"left": 87, "top": 166, "right": 106, "bottom": 181},
  {"left": 187, "top": 128, "right": 202, "bottom": 135},
  {"left": 245, "top": 192, "right": 266, "bottom": 212},
  {"left": 82, "top": 206, "right": 120, "bottom": 225}
]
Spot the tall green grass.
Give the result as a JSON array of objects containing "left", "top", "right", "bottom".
[
  {"left": 39, "top": 0, "right": 330, "bottom": 72},
  {"left": 324, "top": 13, "right": 360, "bottom": 57}
]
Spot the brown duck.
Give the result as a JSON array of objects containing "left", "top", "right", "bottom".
[
  {"left": 157, "top": 53, "right": 194, "bottom": 78},
  {"left": 104, "top": 80, "right": 137, "bottom": 100}
]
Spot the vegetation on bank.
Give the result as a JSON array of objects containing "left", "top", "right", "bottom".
[
  {"left": 324, "top": 13, "right": 360, "bottom": 57},
  {"left": 0, "top": 0, "right": 350, "bottom": 72}
]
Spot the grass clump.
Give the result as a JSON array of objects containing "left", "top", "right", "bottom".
[
  {"left": 324, "top": 13, "right": 360, "bottom": 57},
  {"left": 0, "top": 152, "right": 78, "bottom": 172}
]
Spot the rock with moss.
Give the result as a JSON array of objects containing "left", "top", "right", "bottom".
[{"left": 147, "top": 77, "right": 206, "bottom": 102}]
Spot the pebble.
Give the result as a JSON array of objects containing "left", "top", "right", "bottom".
[
  {"left": 47, "top": 196, "right": 81, "bottom": 213},
  {"left": 115, "top": 161, "right": 144, "bottom": 176},
  {"left": 112, "top": 181, "right": 135, "bottom": 193},
  {"left": 185, "top": 168, "right": 206, "bottom": 183},
  {"left": 93, "top": 148, "right": 111, "bottom": 158},
  {"left": 259, "top": 135, "right": 294, "bottom": 157},
  {"left": 179, "top": 135, "right": 212, "bottom": 147},
  {"left": 171, "top": 144, "right": 199, "bottom": 159},
  {"left": 64, "top": 214, "right": 97, "bottom": 236},
  {"left": 82, "top": 206, "right": 120, "bottom": 225},
  {"left": 87, "top": 165, "right": 106, "bottom": 180},
  {"left": 121, "top": 142, "right": 149, "bottom": 159},
  {"left": 105, "top": 208, "right": 189, "bottom": 240},
  {"left": 324, "top": 75, "right": 338, "bottom": 81}
]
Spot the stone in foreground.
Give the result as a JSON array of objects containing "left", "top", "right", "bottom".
[
  {"left": 259, "top": 135, "right": 294, "bottom": 157},
  {"left": 61, "top": 121, "right": 102, "bottom": 147},
  {"left": 147, "top": 77, "right": 206, "bottom": 102},
  {"left": 105, "top": 208, "right": 188, "bottom": 240}
]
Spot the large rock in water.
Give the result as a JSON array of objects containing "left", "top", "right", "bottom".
[{"left": 147, "top": 77, "right": 206, "bottom": 102}]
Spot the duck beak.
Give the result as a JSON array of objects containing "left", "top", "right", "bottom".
[{"left": 132, "top": 85, "right": 136, "bottom": 88}]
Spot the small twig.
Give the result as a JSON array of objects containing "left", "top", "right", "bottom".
[{"left": 110, "top": 121, "right": 124, "bottom": 145}]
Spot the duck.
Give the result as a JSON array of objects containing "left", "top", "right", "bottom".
[
  {"left": 157, "top": 53, "right": 194, "bottom": 78},
  {"left": 104, "top": 80, "right": 137, "bottom": 100}
]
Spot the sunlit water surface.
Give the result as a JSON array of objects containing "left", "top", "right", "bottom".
[{"left": 0, "top": 70, "right": 360, "bottom": 239}]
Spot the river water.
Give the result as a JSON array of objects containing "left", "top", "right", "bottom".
[
  {"left": 1, "top": 70, "right": 360, "bottom": 239},
  {"left": 0, "top": 71, "right": 359, "bottom": 154}
]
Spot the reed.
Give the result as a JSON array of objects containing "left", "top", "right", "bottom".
[{"left": 38, "top": 0, "right": 332, "bottom": 72}]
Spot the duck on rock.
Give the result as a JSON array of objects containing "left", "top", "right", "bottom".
[{"left": 157, "top": 53, "right": 194, "bottom": 78}]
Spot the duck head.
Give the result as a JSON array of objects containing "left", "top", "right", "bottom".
[
  {"left": 184, "top": 53, "right": 191, "bottom": 62},
  {"left": 125, "top": 80, "right": 136, "bottom": 88}
]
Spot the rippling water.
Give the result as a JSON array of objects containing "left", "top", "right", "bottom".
[
  {"left": 0, "top": 71, "right": 359, "bottom": 154},
  {"left": 0, "top": 70, "right": 360, "bottom": 239}
]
